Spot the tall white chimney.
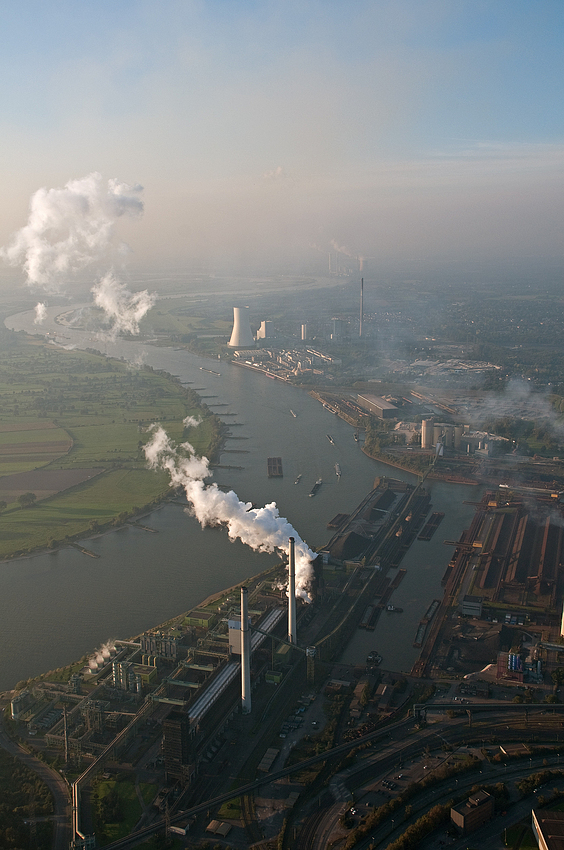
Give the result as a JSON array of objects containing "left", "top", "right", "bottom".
[
  {"left": 240, "top": 586, "right": 251, "bottom": 713},
  {"left": 228, "top": 306, "right": 255, "bottom": 348},
  {"left": 288, "top": 537, "right": 297, "bottom": 645},
  {"left": 359, "top": 277, "right": 364, "bottom": 338}
]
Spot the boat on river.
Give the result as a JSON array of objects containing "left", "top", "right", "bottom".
[
  {"left": 290, "top": 409, "right": 297, "bottom": 418},
  {"left": 335, "top": 463, "right": 341, "bottom": 478},
  {"left": 267, "top": 457, "right": 283, "bottom": 477},
  {"left": 326, "top": 434, "right": 334, "bottom": 444},
  {"left": 386, "top": 604, "right": 403, "bottom": 613},
  {"left": 294, "top": 474, "right": 302, "bottom": 485},
  {"left": 309, "top": 478, "right": 322, "bottom": 497}
]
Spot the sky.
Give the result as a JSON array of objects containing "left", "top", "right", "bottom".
[{"left": 0, "top": 0, "right": 563, "bottom": 277}]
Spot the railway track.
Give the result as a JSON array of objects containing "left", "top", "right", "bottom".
[{"left": 241, "top": 791, "right": 262, "bottom": 844}]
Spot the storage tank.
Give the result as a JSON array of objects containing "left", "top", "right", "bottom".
[
  {"left": 443, "top": 425, "right": 454, "bottom": 449},
  {"left": 454, "top": 426, "right": 463, "bottom": 449},
  {"left": 433, "top": 424, "right": 443, "bottom": 444},
  {"left": 421, "top": 417, "right": 434, "bottom": 449}
]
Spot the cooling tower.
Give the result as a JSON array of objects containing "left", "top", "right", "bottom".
[{"left": 228, "top": 306, "right": 255, "bottom": 348}]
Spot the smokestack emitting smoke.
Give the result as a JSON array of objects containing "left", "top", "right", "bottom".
[
  {"left": 0, "top": 172, "right": 155, "bottom": 336},
  {"left": 240, "top": 586, "right": 251, "bottom": 714},
  {"left": 360, "top": 277, "right": 363, "bottom": 338},
  {"left": 288, "top": 536, "right": 297, "bottom": 644},
  {"left": 144, "top": 426, "right": 314, "bottom": 598}
]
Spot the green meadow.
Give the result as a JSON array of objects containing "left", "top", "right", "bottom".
[{"left": 0, "top": 335, "right": 222, "bottom": 558}]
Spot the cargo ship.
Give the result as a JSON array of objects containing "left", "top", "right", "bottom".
[
  {"left": 309, "top": 478, "right": 322, "bottom": 497},
  {"left": 326, "top": 434, "right": 335, "bottom": 444},
  {"left": 335, "top": 463, "right": 341, "bottom": 478},
  {"left": 418, "top": 512, "right": 445, "bottom": 541},
  {"left": 294, "top": 474, "right": 302, "bottom": 485}
]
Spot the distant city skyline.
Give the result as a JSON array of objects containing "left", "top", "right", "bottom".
[{"left": 0, "top": 1, "right": 563, "bottom": 277}]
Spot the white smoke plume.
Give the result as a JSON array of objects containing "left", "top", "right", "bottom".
[
  {"left": 33, "top": 302, "right": 47, "bottom": 324},
  {"left": 262, "top": 165, "right": 286, "bottom": 180},
  {"left": 330, "top": 239, "right": 353, "bottom": 257},
  {"left": 144, "top": 425, "right": 314, "bottom": 599},
  {"left": 91, "top": 272, "right": 156, "bottom": 337},
  {"left": 0, "top": 172, "right": 155, "bottom": 336},
  {"left": 183, "top": 415, "right": 202, "bottom": 428}
]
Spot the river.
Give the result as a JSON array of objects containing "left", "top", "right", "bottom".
[{"left": 0, "top": 307, "right": 482, "bottom": 689}]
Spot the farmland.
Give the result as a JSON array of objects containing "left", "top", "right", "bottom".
[{"left": 0, "top": 335, "right": 220, "bottom": 558}]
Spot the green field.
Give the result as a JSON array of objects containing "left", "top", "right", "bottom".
[
  {"left": 92, "top": 777, "right": 143, "bottom": 844},
  {"left": 0, "top": 333, "right": 222, "bottom": 558},
  {"left": 142, "top": 297, "right": 232, "bottom": 338}
]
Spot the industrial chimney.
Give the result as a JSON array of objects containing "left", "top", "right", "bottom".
[
  {"left": 359, "top": 278, "right": 364, "bottom": 338},
  {"left": 228, "top": 306, "right": 255, "bottom": 348},
  {"left": 240, "top": 586, "right": 251, "bottom": 714},
  {"left": 288, "top": 537, "right": 297, "bottom": 645}
]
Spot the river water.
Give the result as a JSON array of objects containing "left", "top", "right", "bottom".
[{"left": 0, "top": 308, "right": 482, "bottom": 690}]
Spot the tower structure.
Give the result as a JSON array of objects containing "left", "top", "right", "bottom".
[
  {"left": 359, "top": 277, "right": 364, "bottom": 338},
  {"left": 288, "top": 537, "right": 297, "bottom": 645},
  {"left": 421, "top": 417, "right": 434, "bottom": 449},
  {"left": 240, "top": 586, "right": 251, "bottom": 713},
  {"left": 228, "top": 306, "right": 255, "bottom": 348}
]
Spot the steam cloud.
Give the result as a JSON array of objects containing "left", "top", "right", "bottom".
[
  {"left": 330, "top": 238, "right": 353, "bottom": 257},
  {"left": 34, "top": 302, "right": 47, "bottom": 325},
  {"left": 144, "top": 425, "right": 314, "bottom": 598},
  {"left": 0, "top": 172, "right": 155, "bottom": 337},
  {"left": 91, "top": 272, "right": 156, "bottom": 336},
  {"left": 183, "top": 415, "right": 202, "bottom": 428}
]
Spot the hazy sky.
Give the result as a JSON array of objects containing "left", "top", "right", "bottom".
[{"left": 1, "top": 0, "right": 563, "bottom": 275}]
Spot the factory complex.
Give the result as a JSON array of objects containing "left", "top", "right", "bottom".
[{"left": 8, "top": 470, "right": 564, "bottom": 848}]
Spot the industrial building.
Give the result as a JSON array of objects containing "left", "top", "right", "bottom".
[
  {"left": 256, "top": 320, "right": 273, "bottom": 340},
  {"left": 451, "top": 790, "right": 494, "bottom": 834},
  {"left": 532, "top": 809, "right": 564, "bottom": 850},
  {"left": 448, "top": 490, "right": 564, "bottom": 609},
  {"left": 356, "top": 393, "right": 398, "bottom": 419}
]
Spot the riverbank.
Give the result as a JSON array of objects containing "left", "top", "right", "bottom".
[{"left": 0, "top": 336, "right": 227, "bottom": 560}]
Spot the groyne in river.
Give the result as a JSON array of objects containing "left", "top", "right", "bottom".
[{"left": 0, "top": 307, "right": 482, "bottom": 690}]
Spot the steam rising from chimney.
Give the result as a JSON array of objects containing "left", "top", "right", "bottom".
[
  {"left": 34, "top": 302, "right": 47, "bottom": 325},
  {"left": 0, "top": 172, "right": 155, "bottom": 337},
  {"left": 144, "top": 425, "right": 314, "bottom": 598}
]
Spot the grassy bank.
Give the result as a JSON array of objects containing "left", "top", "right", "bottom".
[{"left": 0, "top": 334, "right": 223, "bottom": 558}]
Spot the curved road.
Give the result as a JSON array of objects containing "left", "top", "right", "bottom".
[{"left": 0, "top": 715, "right": 71, "bottom": 850}]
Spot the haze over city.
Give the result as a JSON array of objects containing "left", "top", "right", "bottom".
[{"left": 0, "top": 0, "right": 563, "bottom": 278}]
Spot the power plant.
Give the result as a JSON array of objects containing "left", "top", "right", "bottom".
[{"left": 228, "top": 306, "right": 255, "bottom": 348}]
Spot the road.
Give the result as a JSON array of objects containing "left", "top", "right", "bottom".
[
  {"left": 0, "top": 714, "right": 71, "bottom": 850},
  {"left": 294, "top": 710, "right": 564, "bottom": 849}
]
